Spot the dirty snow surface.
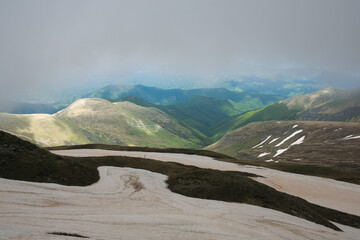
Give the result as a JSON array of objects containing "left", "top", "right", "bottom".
[
  {"left": 52, "top": 149, "right": 360, "bottom": 215},
  {"left": 275, "top": 129, "right": 303, "bottom": 147},
  {"left": 344, "top": 135, "right": 360, "bottom": 140},
  {"left": 0, "top": 150, "right": 359, "bottom": 239},
  {"left": 257, "top": 152, "right": 270, "bottom": 158}
]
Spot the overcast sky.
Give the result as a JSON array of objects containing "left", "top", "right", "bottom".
[{"left": 0, "top": 0, "right": 359, "bottom": 100}]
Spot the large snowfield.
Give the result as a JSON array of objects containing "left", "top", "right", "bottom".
[{"left": 0, "top": 149, "right": 359, "bottom": 239}]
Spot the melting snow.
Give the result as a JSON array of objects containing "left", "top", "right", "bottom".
[
  {"left": 292, "top": 125, "right": 298, "bottom": 129},
  {"left": 269, "top": 138, "right": 280, "bottom": 144},
  {"left": 274, "top": 148, "right": 289, "bottom": 157},
  {"left": 290, "top": 136, "right": 305, "bottom": 146},
  {"left": 344, "top": 135, "right": 360, "bottom": 140},
  {"left": 276, "top": 130, "right": 303, "bottom": 147},
  {"left": 52, "top": 149, "right": 360, "bottom": 217},
  {"left": 264, "top": 159, "right": 274, "bottom": 162},
  {"left": 258, "top": 153, "right": 270, "bottom": 158},
  {"left": 252, "top": 136, "right": 272, "bottom": 149}
]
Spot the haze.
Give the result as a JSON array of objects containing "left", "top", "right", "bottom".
[{"left": 1, "top": 0, "right": 359, "bottom": 100}]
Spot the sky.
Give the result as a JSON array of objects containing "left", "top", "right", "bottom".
[{"left": 0, "top": 0, "right": 360, "bottom": 101}]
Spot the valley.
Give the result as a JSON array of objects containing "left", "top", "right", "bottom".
[{"left": 1, "top": 87, "right": 359, "bottom": 149}]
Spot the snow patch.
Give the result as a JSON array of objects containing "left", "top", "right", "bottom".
[
  {"left": 258, "top": 153, "right": 270, "bottom": 158},
  {"left": 276, "top": 130, "right": 303, "bottom": 147},
  {"left": 344, "top": 135, "right": 360, "bottom": 140},
  {"left": 290, "top": 136, "right": 305, "bottom": 146},
  {"left": 292, "top": 125, "right": 298, "bottom": 129},
  {"left": 274, "top": 148, "right": 289, "bottom": 157},
  {"left": 264, "top": 159, "right": 274, "bottom": 162},
  {"left": 252, "top": 136, "right": 272, "bottom": 149},
  {"left": 269, "top": 138, "right": 279, "bottom": 144}
]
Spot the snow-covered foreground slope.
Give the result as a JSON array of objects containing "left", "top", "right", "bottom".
[
  {"left": 1, "top": 166, "right": 359, "bottom": 240},
  {"left": 53, "top": 149, "right": 360, "bottom": 216}
]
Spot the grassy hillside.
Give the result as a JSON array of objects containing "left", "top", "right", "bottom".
[
  {"left": 116, "top": 95, "right": 281, "bottom": 143},
  {"left": 0, "top": 113, "right": 98, "bottom": 146},
  {"left": 207, "top": 121, "right": 360, "bottom": 183},
  {"left": 116, "top": 95, "right": 158, "bottom": 108},
  {"left": 283, "top": 87, "right": 360, "bottom": 122},
  {"left": 0, "top": 130, "right": 98, "bottom": 185},
  {"left": 0, "top": 99, "right": 204, "bottom": 148},
  {"left": 211, "top": 88, "right": 360, "bottom": 141},
  {"left": 55, "top": 98, "right": 203, "bottom": 148},
  {"left": 2, "top": 130, "right": 360, "bottom": 231},
  {"left": 159, "top": 96, "right": 249, "bottom": 137},
  {"left": 211, "top": 102, "right": 298, "bottom": 141}
]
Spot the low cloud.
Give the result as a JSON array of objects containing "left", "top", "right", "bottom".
[{"left": 0, "top": 0, "right": 359, "bottom": 100}]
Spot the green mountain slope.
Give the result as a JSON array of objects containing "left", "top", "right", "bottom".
[
  {"left": 159, "top": 96, "right": 249, "bottom": 138},
  {"left": 283, "top": 87, "right": 360, "bottom": 122},
  {"left": 211, "top": 88, "right": 360, "bottom": 141},
  {"left": 116, "top": 95, "right": 281, "bottom": 143},
  {"left": 56, "top": 98, "right": 203, "bottom": 148},
  {"left": 0, "top": 113, "right": 98, "bottom": 146},
  {"left": 211, "top": 102, "right": 298, "bottom": 141},
  {"left": 0, "top": 99, "right": 204, "bottom": 148}
]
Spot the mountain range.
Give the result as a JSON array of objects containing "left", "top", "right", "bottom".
[
  {"left": 0, "top": 86, "right": 359, "bottom": 150},
  {"left": 85, "top": 84, "right": 283, "bottom": 106}
]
